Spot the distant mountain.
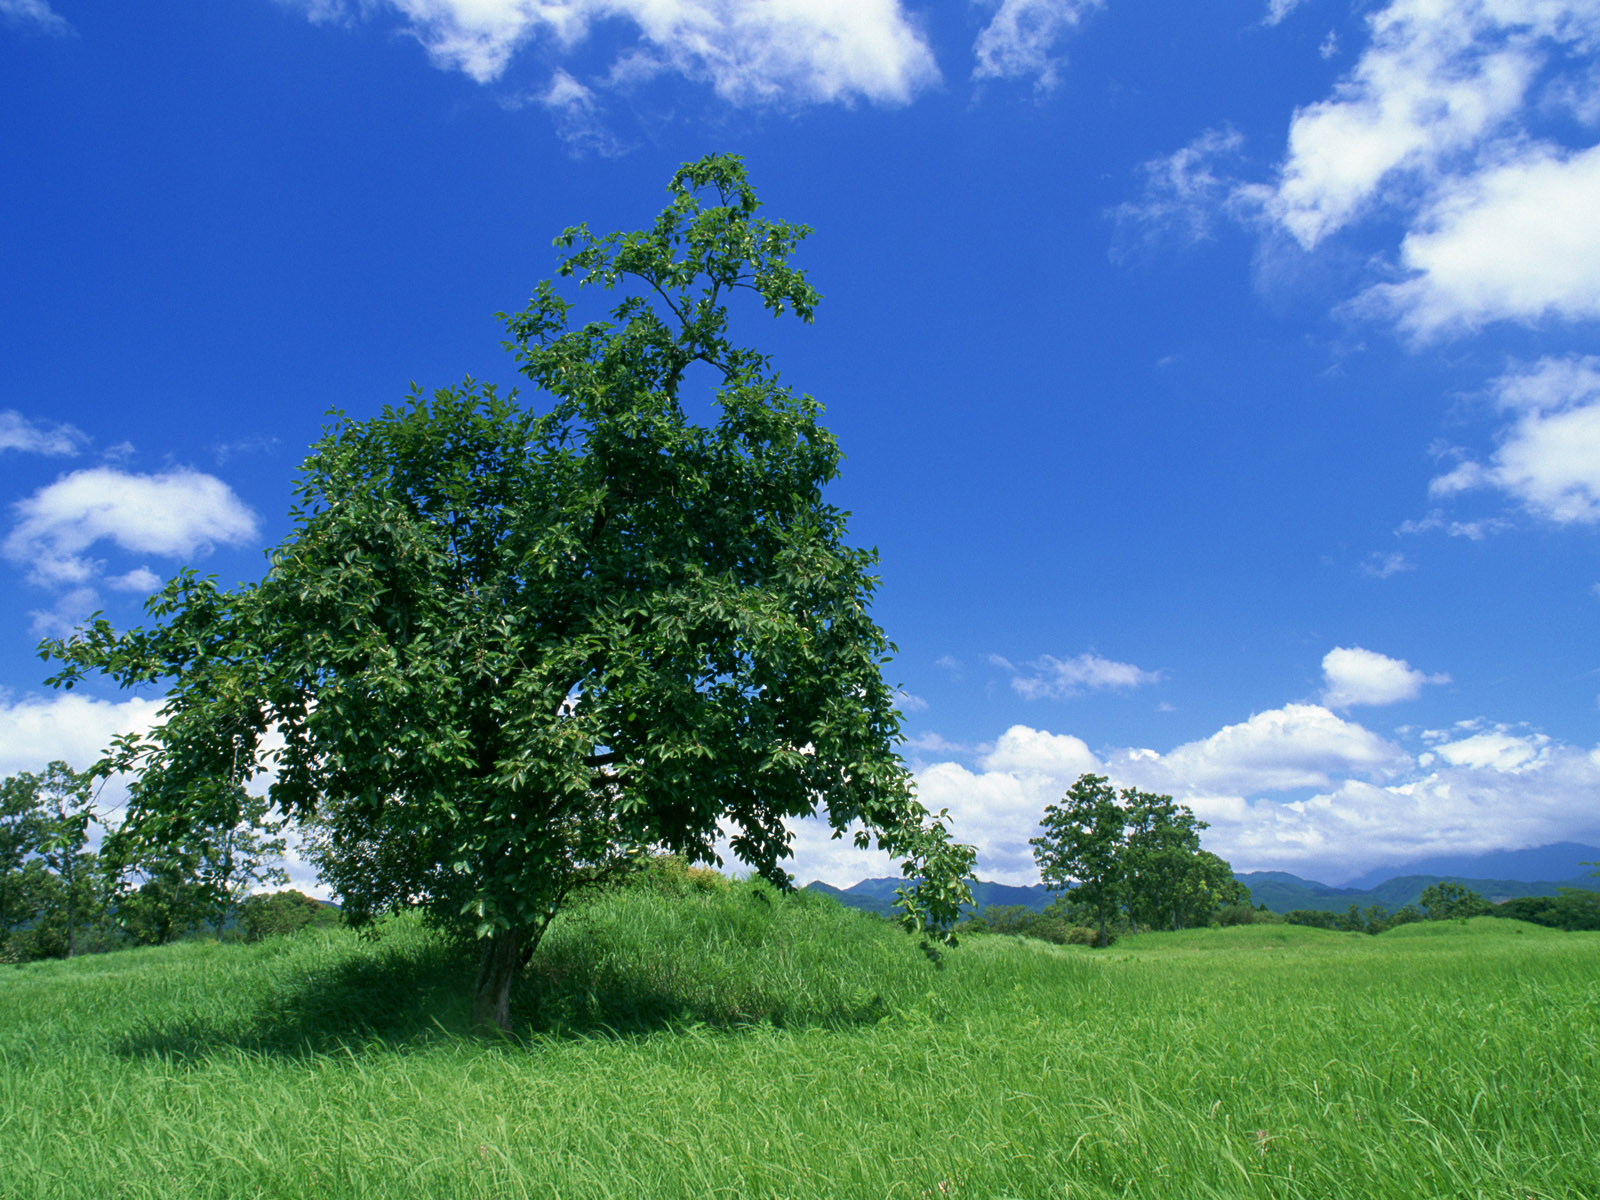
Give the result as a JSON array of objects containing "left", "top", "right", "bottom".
[
  {"left": 807, "top": 864, "right": 1598, "bottom": 920},
  {"left": 1234, "top": 870, "right": 1592, "bottom": 914},
  {"left": 802, "top": 878, "right": 1050, "bottom": 917},
  {"left": 1343, "top": 843, "right": 1600, "bottom": 889}
]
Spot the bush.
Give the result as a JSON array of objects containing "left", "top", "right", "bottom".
[
  {"left": 240, "top": 890, "right": 341, "bottom": 941},
  {"left": 1215, "top": 903, "right": 1257, "bottom": 926},
  {"left": 1496, "top": 890, "right": 1600, "bottom": 931},
  {"left": 640, "top": 854, "right": 733, "bottom": 897},
  {"left": 1065, "top": 925, "right": 1111, "bottom": 946}
]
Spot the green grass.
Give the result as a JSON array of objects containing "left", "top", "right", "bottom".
[{"left": 2, "top": 884, "right": 1597, "bottom": 1199}]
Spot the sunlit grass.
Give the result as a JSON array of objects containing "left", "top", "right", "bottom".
[{"left": 2, "top": 885, "right": 1596, "bottom": 1199}]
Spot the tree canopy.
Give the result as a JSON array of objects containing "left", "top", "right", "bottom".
[
  {"left": 44, "top": 154, "right": 974, "bottom": 1030},
  {"left": 1031, "top": 773, "right": 1240, "bottom": 945}
]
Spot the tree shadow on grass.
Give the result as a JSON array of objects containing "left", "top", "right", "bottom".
[
  {"left": 113, "top": 933, "right": 479, "bottom": 1062},
  {"left": 113, "top": 927, "right": 890, "bottom": 1062}
]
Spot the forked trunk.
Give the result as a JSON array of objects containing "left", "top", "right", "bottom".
[{"left": 471, "top": 927, "right": 530, "bottom": 1034}]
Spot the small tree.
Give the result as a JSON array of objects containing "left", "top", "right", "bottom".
[
  {"left": 194, "top": 786, "right": 288, "bottom": 939},
  {"left": 1418, "top": 881, "right": 1492, "bottom": 920},
  {"left": 0, "top": 770, "right": 48, "bottom": 953},
  {"left": 44, "top": 155, "right": 974, "bottom": 1031},
  {"left": 1031, "top": 773, "right": 1125, "bottom": 947},
  {"left": 240, "top": 889, "right": 340, "bottom": 941},
  {"left": 35, "top": 762, "right": 97, "bottom": 958}
]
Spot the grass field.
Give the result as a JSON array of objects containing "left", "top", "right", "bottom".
[{"left": 2, "top": 880, "right": 1596, "bottom": 1199}]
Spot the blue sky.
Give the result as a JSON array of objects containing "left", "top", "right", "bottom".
[{"left": 3, "top": 0, "right": 1598, "bottom": 891}]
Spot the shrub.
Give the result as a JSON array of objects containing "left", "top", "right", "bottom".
[
  {"left": 1215, "top": 903, "right": 1256, "bottom": 926},
  {"left": 240, "top": 890, "right": 341, "bottom": 941},
  {"left": 1065, "top": 925, "right": 1110, "bottom": 946}
]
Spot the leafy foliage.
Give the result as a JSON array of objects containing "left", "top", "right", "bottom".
[
  {"left": 42, "top": 155, "right": 974, "bottom": 1028},
  {"left": 1417, "top": 881, "right": 1494, "bottom": 921},
  {"left": 1030, "top": 773, "right": 1241, "bottom": 945},
  {"left": 239, "top": 889, "right": 342, "bottom": 941}
]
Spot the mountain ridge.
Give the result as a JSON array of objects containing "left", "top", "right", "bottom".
[{"left": 802, "top": 842, "right": 1600, "bottom": 918}]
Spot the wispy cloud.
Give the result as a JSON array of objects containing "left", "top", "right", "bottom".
[
  {"left": 0, "top": 411, "right": 87, "bottom": 457},
  {"left": 287, "top": 0, "right": 939, "bottom": 107},
  {"left": 0, "top": 0, "right": 74, "bottom": 36},
  {"left": 1003, "top": 651, "right": 1160, "bottom": 700},
  {"left": 971, "top": 0, "right": 1104, "bottom": 92}
]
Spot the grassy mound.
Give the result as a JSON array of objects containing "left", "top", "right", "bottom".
[{"left": 2, "top": 880, "right": 1596, "bottom": 1199}]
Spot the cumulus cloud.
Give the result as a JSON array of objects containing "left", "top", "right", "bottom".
[
  {"left": 0, "top": 0, "right": 73, "bottom": 35},
  {"left": 1260, "top": 0, "right": 1600, "bottom": 249},
  {"left": 1364, "top": 142, "right": 1600, "bottom": 336},
  {"left": 787, "top": 706, "right": 1600, "bottom": 888},
  {"left": 289, "top": 0, "right": 939, "bottom": 106},
  {"left": 0, "top": 410, "right": 86, "bottom": 456},
  {"left": 5, "top": 466, "right": 259, "bottom": 588},
  {"left": 0, "top": 692, "right": 168, "bottom": 814},
  {"left": 1428, "top": 356, "right": 1600, "bottom": 523},
  {"left": 1129, "top": 703, "right": 1410, "bottom": 793},
  {"left": 1004, "top": 651, "right": 1160, "bottom": 700},
  {"left": 1132, "top": 0, "right": 1600, "bottom": 340},
  {"left": 0, "top": 691, "right": 330, "bottom": 897},
  {"left": 981, "top": 724, "right": 1099, "bottom": 778},
  {"left": 971, "top": 0, "right": 1103, "bottom": 92},
  {"left": 1321, "top": 645, "right": 1448, "bottom": 708}
]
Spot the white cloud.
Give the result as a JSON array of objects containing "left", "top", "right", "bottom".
[
  {"left": 0, "top": 693, "right": 167, "bottom": 815},
  {"left": 0, "top": 0, "right": 73, "bottom": 35},
  {"left": 532, "top": 68, "right": 628, "bottom": 157},
  {"left": 1365, "top": 142, "right": 1600, "bottom": 336},
  {"left": 1202, "top": 742, "right": 1600, "bottom": 881},
  {"left": 1112, "top": 127, "right": 1247, "bottom": 248},
  {"left": 785, "top": 693, "right": 1600, "bottom": 889},
  {"left": 106, "top": 566, "right": 163, "bottom": 594},
  {"left": 291, "top": 0, "right": 939, "bottom": 106},
  {"left": 971, "top": 0, "right": 1103, "bottom": 91},
  {"left": 0, "top": 410, "right": 86, "bottom": 456},
  {"left": 1006, "top": 651, "right": 1160, "bottom": 700},
  {"left": 1131, "top": 702, "right": 1410, "bottom": 793},
  {"left": 5, "top": 466, "right": 259, "bottom": 588},
  {"left": 27, "top": 586, "right": 100, "bottom": 641},
  {"left": 1321, "top": 645, "right": 1448, "bottom": 708},
  {"left": 1429, "top": 356, "right": 1600, "bottom": 523},
  {"left": 981, "top": 724, "right": 1100, "bottom": 778},
  {"left": 1396, "top": 509, "right": 1510, "bottom": 539},
  {"left": 893, "top": 688, "right": 929, "bottom": 713},
  {"left": 1125, "top": 0, "right": 1600, "bottom": 340},
  {"left": 1263, "top": 0, "right": 1306, "bottom": 26},
  {"left": 1263, "top": 0, "right": 1598, "bottom": 250},
  {"left": 1431, "top": 727, "right": 1546, "bottom": 771},
  {"left": 0, "top": 691, "right": 331, "bottom": 898},
  {"left": 1361, "top": 550, "right": 1413, "bottom": 578}
]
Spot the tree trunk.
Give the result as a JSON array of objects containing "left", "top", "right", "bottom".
[{"left": 471, "top": 927, "right": 530, "bottom": 1034}]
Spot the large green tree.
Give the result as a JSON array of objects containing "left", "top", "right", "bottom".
[
  {"left": 45, "top": 155, "right": 974, "bottom": 1031},
  {"left": 1121, "top": 787, "right": 1204, "bottom": 933},
  {"left": 1031, "top": 773, "right": 1126, "bottom": 947}
]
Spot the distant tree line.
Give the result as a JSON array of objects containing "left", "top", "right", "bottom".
[
  {"left": 0, "top": 761, "right": 327, "bottom": 963},
  {"left": 1265, "top": 879, "right": 1600, "bottom": 934}
]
